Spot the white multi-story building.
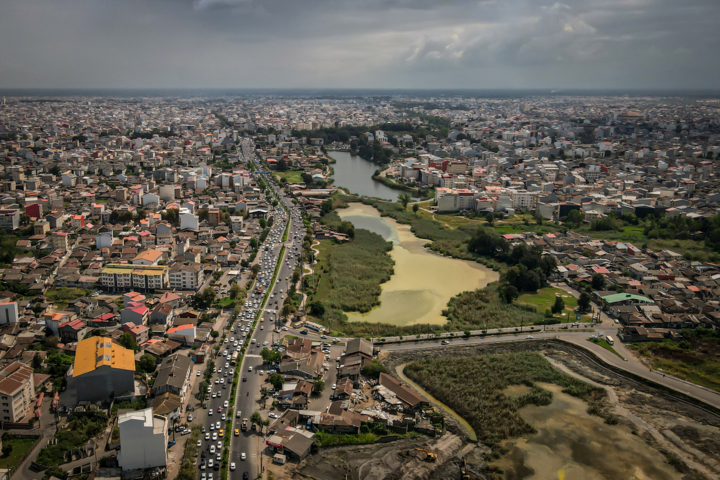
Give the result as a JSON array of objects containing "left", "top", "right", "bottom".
[
  {"left": 230, "top": 216, "right": 244, "bottom": 233},
  {"left": 0, "top": 362, "right": 35, "bottom": 422},
  {"left": 168, "top": 262, "right": 204, "bottom": 290},
  {"left": 0, "top": 302, "right": 18, "bottom": 324},
  {"left": 179, "top": 208, "right": 198, "bottom": 231},
  {"left": 511, "top": 190, "right": 540, "bottom": 211},
  {"left": 435, "top": 188, "right": 477, "bottom": 213},
  {"left": 117, "top": 408, "right": 168, "bottom": 471}
]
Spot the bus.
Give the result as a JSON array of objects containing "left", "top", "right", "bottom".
[
  {"left": 231, "top": 351, "right": 239, "bottom": 365},
  {"left": 606, "top": 336, "right": 614, "bottom": 345}
]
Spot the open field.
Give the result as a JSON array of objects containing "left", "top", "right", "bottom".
[
  {"left": 274, "top": 169, "right": 305, "bottom": 184},
  {"left": 517, "top": 287, "right": 592, "bottom": 322},
  {"left": 629, "top": 330, "right": 720, "bottom": 392},
  {"left": 0, "top": 436, "right": 36, "bottom": 470}
]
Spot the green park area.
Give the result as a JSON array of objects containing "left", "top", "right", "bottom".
[
  {"left": 0, "top": 435, "right": 37, "bottom": 471},
  {"left": 275, "top": 170, "right": 305, "bottom": 184},
  {"left": 517, "top": 287, "right": 592, "bottom": 323}
]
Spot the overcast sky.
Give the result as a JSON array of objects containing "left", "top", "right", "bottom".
[{"left": 1, "top": 0, "right": 718, "bottom": 90}]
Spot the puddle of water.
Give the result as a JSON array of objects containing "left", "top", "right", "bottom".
[
  {"left": 494, "top": 383, "right": 683, "bottom": 480},
  {"left": 396, "top": 363, "right": 477, "bottom": 441},
  {"left": 338, "top": 203, "right": 498, "bottom": 326},
  {"left": 504, "top": 385, "right": 533, "bottom": 397}
]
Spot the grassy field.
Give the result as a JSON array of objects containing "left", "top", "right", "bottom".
[
  {"left": 517, "top": 287, "right": 591, "bottom": 322},
  {"left": 588, "top": 338, "right": 625, "bottom": 360},
  {"left": 45, "top": 288, "right": 93, "bottom": 309},
  {"left": 274, "top": 169, "right": 305, "bottom": 184},
  {"left": 443, "top": 285, "right": 544, "bottom": 330},
  {"left": 629, "top": 334, "right": 720, "bottom": 392},
  {"left": 217, "top": 297, "right": 234, "bottom": 308},
  {"left": 0, "top": 436, "right": 37, "bottom": 470},
  {"left": 404, "top": 352, "right": 608, "bottom": 447}
]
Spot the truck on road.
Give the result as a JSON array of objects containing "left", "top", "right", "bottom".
[{"left": 241, "top": 418, "right": 249, "bottom": 431}]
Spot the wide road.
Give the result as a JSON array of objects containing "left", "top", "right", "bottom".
[{"left": 228, "top": 142, "right": 305, "bottom": 479}]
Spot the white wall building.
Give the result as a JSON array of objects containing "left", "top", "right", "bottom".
[
  {"left": 179, "top": 209, "right": 198, "bottom": 231},
  {"left": 96, "top": 231, "right": 113, "bottom": 249},
  {"left": 0, "top": 302, "right": 18, "bottom": 324},
  {"left": 117, "top": 408, "right": 168, "bottom": 471}
]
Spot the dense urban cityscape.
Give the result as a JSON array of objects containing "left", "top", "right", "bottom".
[{"left": 0, "top": 91, "right": 717, "bottom": 480}]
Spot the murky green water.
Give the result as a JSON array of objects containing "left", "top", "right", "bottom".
[
  {"left": 338, "top": 203, "right": 498, "bottom": 326},
  {"left": 495, "top": 383, "right": 683, "bottom": 480},
  {"left": 328, "top": 151, "right": 399, "bottom": 201}
]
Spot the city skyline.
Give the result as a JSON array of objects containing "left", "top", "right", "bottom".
[{"left": 1, "top": 0, "right": 719, "bottom": 90}]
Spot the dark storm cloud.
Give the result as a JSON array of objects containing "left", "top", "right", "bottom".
[{"left": 0, "top": 0, "right": 718, "bottom": 89}]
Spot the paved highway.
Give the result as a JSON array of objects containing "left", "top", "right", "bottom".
[{"left": 227, "top": 140, "right": 304, "bottom": 479}]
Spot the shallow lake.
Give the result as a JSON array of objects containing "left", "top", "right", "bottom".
[
  {"left": 338, "top": 202, "right": 498, "bottom": 326},
  {"left": 494, "top": 383, "right": 683, "bottom": 480}
]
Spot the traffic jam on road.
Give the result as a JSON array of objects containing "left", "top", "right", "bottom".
[{"left": 195, "top": 142, "right": 306, "bottom": 480}]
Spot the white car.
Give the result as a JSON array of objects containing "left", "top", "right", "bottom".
[
  {"left": 205, "top": 433, "right": 210, "bottom": 440},
  {"left": 224, "top": 401, "right": 229, "bottom": 408},
  {"left": 332, "top": 384, "right": 337, "bottom": 390},
  {"left": 526, "top": 335, "right": 534, "bottom": 340},
  {"left": 197, "top": 370, "right": 202, "bottom": 376},
  {"left": 268, "top": 413, "right": 278, "bottom": 419},
  {"left": 241, "top": 453, "right": 246, "bottom": 461},
  {"left": 230, "top": 463, "right": 236, "bottom": 471}
]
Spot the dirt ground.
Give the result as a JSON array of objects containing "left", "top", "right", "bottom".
[{"left": 267, "top": 433, "right": 492, "bottom": 480}]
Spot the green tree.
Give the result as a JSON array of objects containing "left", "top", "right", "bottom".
[
  {"left": 578, "top": 292, "right": 591, "bottom": 312},
  {"left": 565, "top": 209, "right": 585, "bottom": 227},
  {"left": 260, "top": 348, "right": 281, "bottom": 364},
  {"left": 118, "top": 332, "right": 138, "bottom": 351},
  {"left": 360, "top": 360, "right": 389, "bottom": 379},
  {"left": 210, "top": 330, "right": 220, "bottom": 339},
  {"left": 269, "top": 373, "right": 284, "bottom": 390},
  {"left": 32, "top": 354, "right": 43, "bottom": 369},
  {"left": 308, "top": 301, "right": 325, "bottom": 317},
  {"left": 312, "top": 378, "right": 325, "bottom": 394},
  {"left": 259, "top": 218, "right": 267, "bottom": 229},
  {"left": 413, "top": 203, "right": 419, "bottom": 215},
  {"left": 498, "top": 284, "right": 519, "bottom": 304},
  {"left": 591, "top": 273, "right": 605, "bottom": 290},
  {"left": 138, "top": 354, "right": 157, "bottom": 373},
  {"left": 551, "top": 296, "right": 565, "bottom": 315},
  {"left": 229, "top": 283, "right": 241, "bottom": 299},
  {"left": 250, "top": 264, "right": 260, "bottom": 277},
  {"left": 250, "top": 411, "right": 263, "bottom": 430},
  {"left": 281, "top": 302, "right": 296, "bottom": 319},
  {"left": 398, "top": 193, "right": 411, "bottom": 211}
]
